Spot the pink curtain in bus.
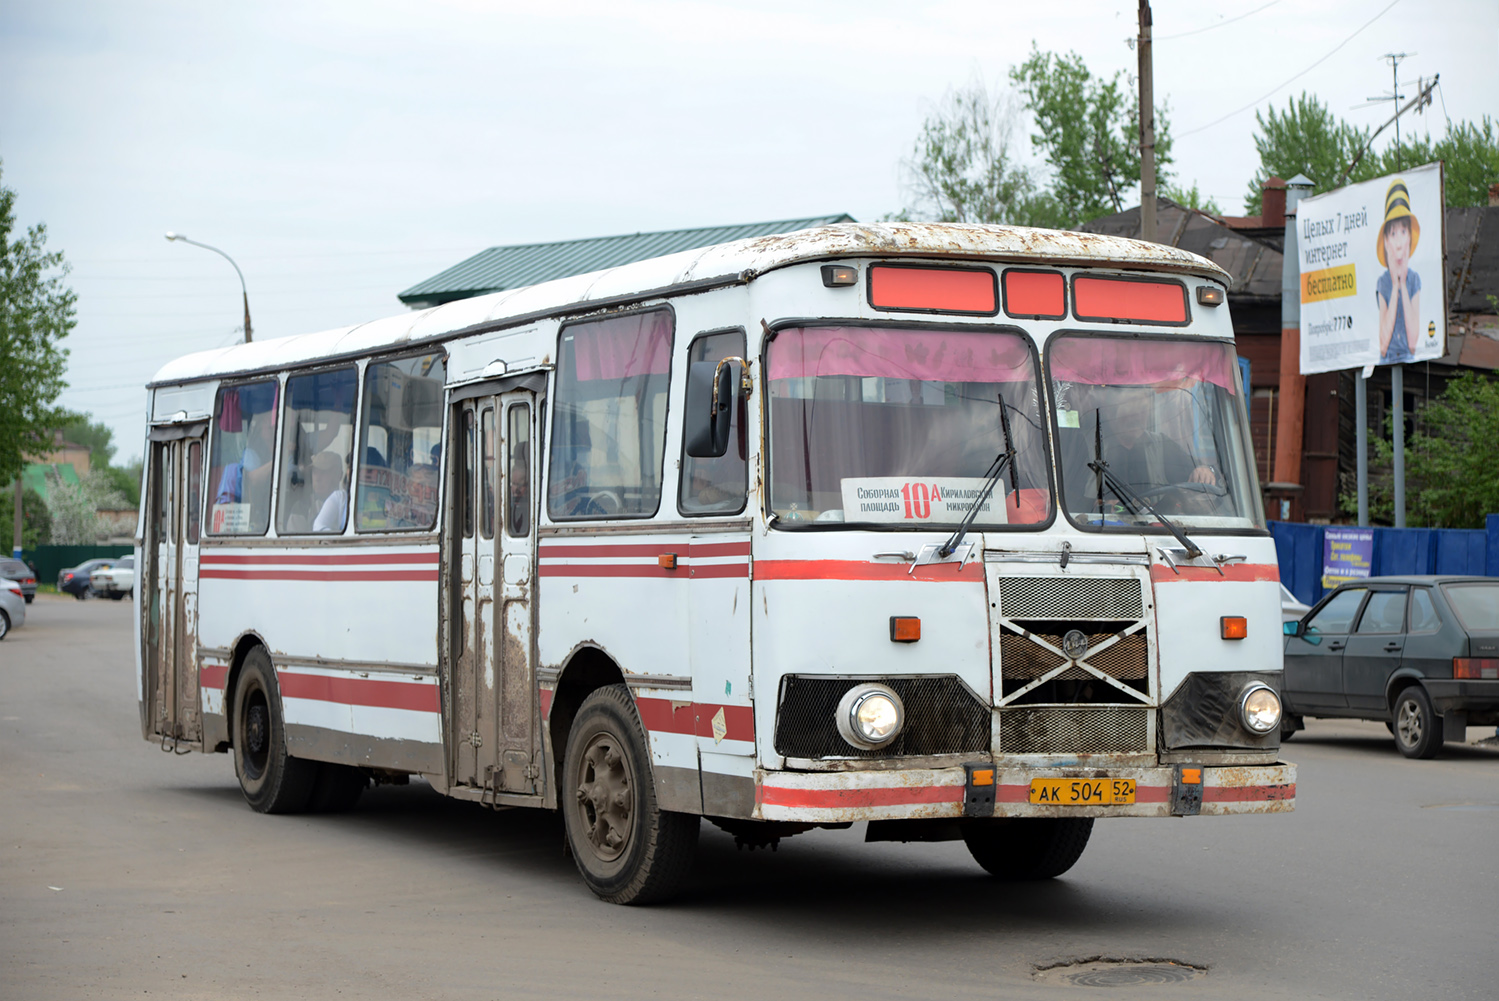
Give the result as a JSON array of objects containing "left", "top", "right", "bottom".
[
  {"left": 572, "top": 311, "right": 672, "bottom": 380},
  {"left": 1049, "top": 337, "right": 1237, "bottom": 394},
  {"left": 767, "top": 327, "right": 1034, "bottom": 383}
]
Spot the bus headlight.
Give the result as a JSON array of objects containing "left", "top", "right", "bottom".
[
  {"left": 836, "top": 684, "right": 905, "bottom": 750},
  {"left": 1239, "top": 684, "right": 1282, "bottom": 734}
]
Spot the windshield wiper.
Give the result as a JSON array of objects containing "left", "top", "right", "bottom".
[
  {"left": 1087, "top": 408, "right": 1202, "bottom": 560},
  {"left": 938, "top": 392, "right": 1017, "bottom": 559}
]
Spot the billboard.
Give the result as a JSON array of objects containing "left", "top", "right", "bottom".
[{"left": 1297, "top": 162, "right": 1446, "bottom": 375}]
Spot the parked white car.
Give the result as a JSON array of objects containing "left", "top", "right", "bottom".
[
  {"left": 90, "top": 556, "right": 135, "bottom": 600},
  {"left": 0, "top": 578, "right": 26, "bottom": 639},
  {"left": 1281, "top": 584, "right": 1311, "bottom": 623}
]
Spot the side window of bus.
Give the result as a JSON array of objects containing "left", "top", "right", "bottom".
[
  {"left": 507, "top": 404, "right": 531, "bottom": 537},
  {"left": 548, "top": 310, "right": 673, "bottom": 520},
  {"left": 207, "top": 380, "right": 279, "bottom": 536},
  {"left": 276, "top": 367, "right": 357, "bottom": 535},
  {"left": 356, "top": 353, "right": 446, "bottom": 532},
  {"left": 679, "top": 329, "right": 747, "bottom": 516}
]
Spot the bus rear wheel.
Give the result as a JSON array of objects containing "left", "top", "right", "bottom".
[
  {"left": 231, "top": 647, "right": 317, "bottom": 814},
  {"left": 962, "top": 818, "right": 1093, "bottom": 880},
  {"left": 561, "top": 685, "right": 699, "bottom": 904}
]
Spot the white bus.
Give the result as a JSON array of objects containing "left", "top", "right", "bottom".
[{"left": 137, "top": 222, "right": 1294, "bottom": 904}]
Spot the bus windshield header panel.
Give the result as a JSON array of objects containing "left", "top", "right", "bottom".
[
  {"left": 1048, "top": 334, "right": 1265, "bottom": 533},
  {"left": 766, "top": 324, "right": 1051, "bottom": 529}
]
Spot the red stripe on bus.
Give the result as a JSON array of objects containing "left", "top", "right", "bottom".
[
  {"left": 1203, "top": 782, "right": 1295, "bottom": 803},
  {"left": 634, "top": 697, "right": 754, "bottom": 742},
  {"left": 200, "top": 552, "right": 437, "bottom": 566},
  {"left": 200, "top": 569, "right": 438, "bottom": 582},
  {"left": 1149, "top": 563, "right": 1279, "bottom": 583},
  {"left": 277, "top": 671, "right": 440, "bottom": 712},
  {"left": 754, "top": 560, "right": 982, "bottom": 582},
  {"left": 759, "top": 784, "right": 963, "bottom": 809},
  {"left": 200, "top": 663, "right": 229, "bottom": 690},
  {"left": 539, "top": 688, "right": 554, "bottom": 720},
  {"left": 538, "top": 563, "right": 748, "bottom": 579},
  {"left": 539, "top": 541, "right": 751, "bottom": 559}
]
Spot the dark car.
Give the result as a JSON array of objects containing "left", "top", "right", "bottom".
[
  {"left": 58, "top": 558, "right": 119, "bottom": 599},
  {"left": 0, "top": 557, "right": 37, "bottom": 604},
  {"left": 1282, "top": 576, "right": 1499, "bottom": 758}
]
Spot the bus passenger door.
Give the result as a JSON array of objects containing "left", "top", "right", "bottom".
[
  {"left": 451, "top": 403, "right": 500, "bottom": 792},
  {"left": 144, "top": 432, "right": 205, "bottom": 744},
  {"left": 495, "top": 393, "right": 539, "bottom": 794}
]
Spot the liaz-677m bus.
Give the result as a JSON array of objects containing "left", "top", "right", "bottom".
[{"left": 137, "top": 222, "right": 1294, "bottom": 904}]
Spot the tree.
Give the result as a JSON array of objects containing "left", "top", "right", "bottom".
[
  {"left": 1347, "top": 372, "right": 1499, "bottom": 528},
  {"left": 1162, "top": 182, "right": 1221, "bottom": 216},
  {"left": 17, "top": 485, "right": 51, "bottom": 549},
  {"left": 1244, "top": 93, "right": 1499, "bottom": 213},
  {"left": 44, "top": 469, "right": 128, "bottom": 545},
  {"left": 0, "top": 161, "right": 76, "bottom": 489},
  {"left": 896, "top": 80, "right": 1064, "bottom": 228},
  {"left": 59, "top": 412, "right": 117, "bottom": 467},
  {"left": 1010, "top": 47, "right": 1174, "bottom": 228}
]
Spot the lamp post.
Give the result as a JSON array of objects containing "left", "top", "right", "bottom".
[{"left": 164, "top": 232, "right": 253, "bottom": 343}]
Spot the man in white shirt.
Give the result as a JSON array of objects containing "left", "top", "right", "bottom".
[{"left": 310, "top": 451, "right": 348, "bottom": 533}]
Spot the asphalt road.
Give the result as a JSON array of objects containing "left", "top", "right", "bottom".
[{"left": 2, "top": 594, "right": 1496, "bottom": 1001}]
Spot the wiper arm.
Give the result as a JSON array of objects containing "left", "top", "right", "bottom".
[
  {"left": 939, "top": 391, "right": 1017, "bottom": 559},
  {"left": 1087, "top": 409, "right": 1202, "bottom": 560}
]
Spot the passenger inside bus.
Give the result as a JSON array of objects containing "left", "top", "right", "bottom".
[
  {"left": 508, "top": 445, "right": 530, "bottom": 535},
  {"left": 215, "top": 411, "right": 276, "bottom": 507},
  {"left": 310, "top": 452, "right": 349, "bottom": 532}
]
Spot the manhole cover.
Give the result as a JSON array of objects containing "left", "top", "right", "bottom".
[{"left": 1034, "top": 958, "right": 1206, "bottom": 987}]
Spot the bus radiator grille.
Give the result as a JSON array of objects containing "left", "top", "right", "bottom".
[
  {"left": 999, "top": 629, "right": 1147, "bottom": 680},
  {"left": 998, "top": 577, "right": 1143, "bottom": 620},
  {"left": 998, "top": 707, "right": 1149, "bottom": 754},
  {"left": 774, "top": 675, "right": 991, "bottom": 759}
]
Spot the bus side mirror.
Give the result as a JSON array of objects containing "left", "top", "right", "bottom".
[
  {"left": 1283, "top": 620, "right": 1303, "bottom": 637},
  {"left": 685, "top": 360, "right": 736, "bottom": 458}
]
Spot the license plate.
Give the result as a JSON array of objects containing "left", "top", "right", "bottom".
[{"left": 1029, "top": 778, "right": 1136, "bottom": 805}]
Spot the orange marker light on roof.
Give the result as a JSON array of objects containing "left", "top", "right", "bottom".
[
  {"left": 1221, "top": 616, "right": 1248, "bottom": 640},
  {"left": 889, "top": 616, "right": 921, "bottom": 643}
]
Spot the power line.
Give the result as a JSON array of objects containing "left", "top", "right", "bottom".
[
  {"left": 1177, "top": 0, "right": 1403, "bottom": 139},
  {"left": 1155, "top": 1, "right": 1280, "bottom": 41}
]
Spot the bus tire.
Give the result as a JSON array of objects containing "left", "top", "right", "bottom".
[
  {"left": 306, "top": 763, "right": 368, "bottom": 813},
  {"left": 562, "top": 684, "right": 699, "bottom": 904},
  {"left": 962, "top": 818, "right": 1093, "bottom": 880},
  {"left": 231, "top": 647, "right": 316, "bottom": 814}
]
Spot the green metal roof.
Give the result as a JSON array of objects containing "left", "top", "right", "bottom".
[{"left": 397, "top": 214, "right": 855, "bottom": 309}]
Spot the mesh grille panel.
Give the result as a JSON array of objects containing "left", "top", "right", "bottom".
[
  {"left": 999, "top": 632, "right": 1147, "bottom": 680},
  {"left": 775, "top": 676, "right": 991, "bottom": 759},
  {"left": 999, "top": 577, "right": 1143, "bottom": 619},
  {"left": 999, "top": 707, "right": 1149, "bottom": 754}
]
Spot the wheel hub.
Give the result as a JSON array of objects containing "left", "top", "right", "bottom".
[
  {"left": 573, "top": 733, "right": 634, "bottom": 862},
  {"left": 243, "top": 699, "right": 269, "bottom": 779},
  {"left": 1397, "top": 700, "right": 1422, "bottom": 746}
]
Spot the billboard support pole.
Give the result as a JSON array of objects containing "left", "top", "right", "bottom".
[
  {"left": 1356, "top": 372, "right": 1369, "bottom": 526},
  {"left": 1392, "top": 364, "right": 1406, "bottom": 527}
]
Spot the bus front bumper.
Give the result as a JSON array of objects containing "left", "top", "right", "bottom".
[{"left": 753, "top": 762, "right": 1296, "bottom": 822}]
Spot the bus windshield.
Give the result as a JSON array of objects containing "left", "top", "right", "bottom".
[
  {"left": 766, "top": 325, "right": 1052, "bottom": 528},
  {"left": 1048, "top": 335, "right": 1264, "bottom": 532}
]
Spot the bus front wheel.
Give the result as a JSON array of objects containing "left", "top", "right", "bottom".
[
  {"left": 231, "top": 647, "right": 317, "bottom": 813},
  {"left": 561, "top": 684, "right": 699, "bottom": 904},
  {"left": 962, "top": 817, "right": 1093, "bottom": 880}
]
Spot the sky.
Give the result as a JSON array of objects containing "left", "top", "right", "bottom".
[{"left": 3, "top": 0, "right": 1496, "bottom": 463}]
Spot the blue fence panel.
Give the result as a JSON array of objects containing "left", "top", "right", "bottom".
[
  {"left": 1433, "top": 529, "right": 1487, "bottom": 575},
  {"left": 1489, "top": 515, "right": 1499, "bottom": 577},
  {"left": 1269, "top": 521, "right": 1325, "bottom": 606}
]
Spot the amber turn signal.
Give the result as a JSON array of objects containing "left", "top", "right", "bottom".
[
  {"left": 970, "top": 768, "right": 994, "bottom": 787},
  {"left": 889, "top": 616, "right": 921, "bottom": 643},
  {"left": 1181, "top": 768, "right": 1202, "bottom": 785},
  {"left": 1221, "top": 616, "right": 1248, "bottom": 640},
  {"left": 658, "top": 553, "right": 678, "bottom": 570},
  {"left": 821, "top": 264, "right": 859, "bottom": 287},
  {"left": 1196, "top": 285, "right": 1226, "bottom": 306}
]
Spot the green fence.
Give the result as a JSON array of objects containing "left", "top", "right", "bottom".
[{"left": 21, "top": 545, "right": 136, "bottom": 586}]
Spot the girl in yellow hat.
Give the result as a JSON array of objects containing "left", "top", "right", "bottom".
[{"left": 1375, "top": 178, "right": 1422, "bottom": 364}]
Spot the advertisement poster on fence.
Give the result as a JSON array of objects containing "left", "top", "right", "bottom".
[
  {"left": 1298, "top": 161, "right": 1446, "bottom": 375},
  {"left": 1323, "top": 527, "right": 1375, "bottom": 589}
]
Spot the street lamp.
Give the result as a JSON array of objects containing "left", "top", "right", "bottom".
[{"left": 164, "top": 232, "right": 253, "bottom": 343}]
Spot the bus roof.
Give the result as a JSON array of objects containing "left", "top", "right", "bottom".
[{"left": 149, "top": 222, "right": 1232, "bottom": 387}]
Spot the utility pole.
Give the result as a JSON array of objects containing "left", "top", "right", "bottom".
[
  {"left": 1137, "top": 0, "right": 1156, "bottom": 243},
  {"left": 12, "top": 478, "right": 21, "bottom": 560}
]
